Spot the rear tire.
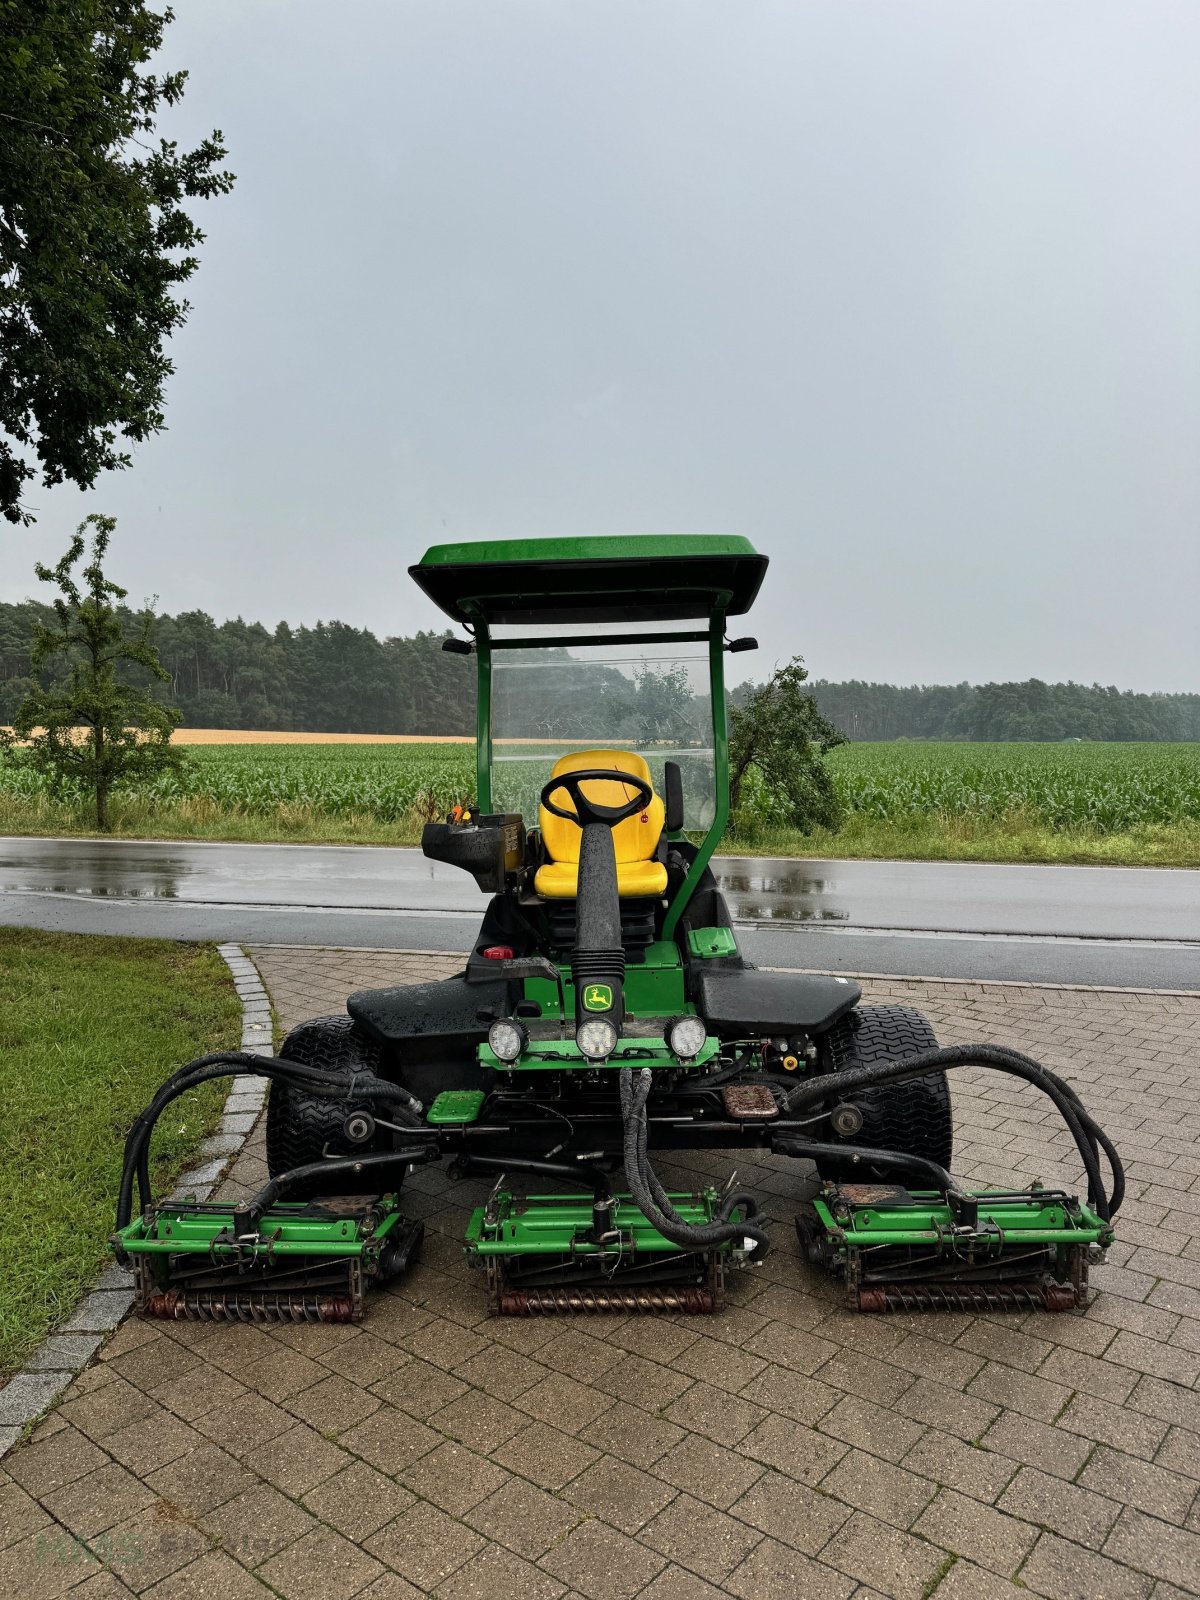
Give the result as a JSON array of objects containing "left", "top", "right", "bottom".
[
  {"left": 818, "top": 1004, "right": 952, "bottom": 1177},
  {"left": 265, "top": 1014, "right": 393, "bottom": 1194}
]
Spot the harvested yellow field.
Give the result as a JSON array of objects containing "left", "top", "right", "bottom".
[{"left": 171, "top": 729, "right": 469, "bottom": 745}]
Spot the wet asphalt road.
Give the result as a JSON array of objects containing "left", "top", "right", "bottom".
[{"left": 1, "top": 837, "right": 1197, "bottom": 989}]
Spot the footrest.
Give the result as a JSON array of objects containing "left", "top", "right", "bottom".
[{"left": 721, "top": 1084, "right": 778, "bottom": 1120}]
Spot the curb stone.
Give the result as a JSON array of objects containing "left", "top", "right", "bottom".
[{"left": 0, "top": 942, "right": 274, "bottom": 1457}]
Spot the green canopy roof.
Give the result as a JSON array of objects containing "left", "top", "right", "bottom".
[{"left": 410, "top": 535, "right": 767, "bottom": 627}]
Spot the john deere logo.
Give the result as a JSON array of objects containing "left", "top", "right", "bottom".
[{"left": 583, "top": 984, "right": 613, "bottom": 1012}]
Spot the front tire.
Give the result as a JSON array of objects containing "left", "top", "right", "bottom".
[
  {"left": 265, "top": 1014, "right": 392, "bottom": 1193},
  {"left": 818, "top": 1004, "right": 952, "bottom": 1177}
]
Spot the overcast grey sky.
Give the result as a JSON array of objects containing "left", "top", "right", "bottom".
[{"left": 6, "top": 1, "right": 1198, "bottom": 691}]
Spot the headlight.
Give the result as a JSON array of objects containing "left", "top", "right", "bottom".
[
  {"left": 667, "top": 1015, "right": 707, "bottom": 1061},
  {"left": 487, "top": 1019, "right": 527, "bottom": 1063},
  {"left": 576, "top": 1018, "right": 618, "bottom": 1061}
]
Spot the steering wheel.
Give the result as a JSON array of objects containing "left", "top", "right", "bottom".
[{"left": 540, "top": 769, "right": 653, "bottom": 829}]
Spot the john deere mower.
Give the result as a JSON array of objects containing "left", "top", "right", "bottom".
[{"left": 113, "top": 536, "right": 1122, "bottom": 1322}]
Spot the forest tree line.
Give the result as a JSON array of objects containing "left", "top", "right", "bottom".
[{"left": 1, "top": 600, "right": 1196, "bottom": 741}]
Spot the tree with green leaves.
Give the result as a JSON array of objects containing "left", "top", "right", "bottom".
[
  {"left": 0, "top": 3, "right": 234, "bottom": 524},
  {"left": 1, "top": 515, "right": 185, "bottom": 828},
  {"left": 729, "top": 656, "right": 847, "bottom": 835}
]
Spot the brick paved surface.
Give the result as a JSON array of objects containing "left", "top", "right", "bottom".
[{"left": 3, "top": 945, "right": 1199, "bottom": 1599}]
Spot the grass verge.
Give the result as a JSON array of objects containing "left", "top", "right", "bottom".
[
  {"left": 0, "top": 929, "right": 242, "bottom": 1377},
  {"left": 2, "top": 792, "right": 1199, "bottom": 866},
  {"left": 724, "top": 812, "right": 1200, "bottom": 868}
]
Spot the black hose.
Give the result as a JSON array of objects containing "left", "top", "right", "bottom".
[
  {"left": 116, "top": 1051, "right": 426, "bottom": 1231},
  {"left": 620, "top": 1069, "right": 770, "bottom": 1261},
  {"left": 773, "top": 1137, "right": 978, "bottom": 1206},
  {"left": 232, "top": 1147, "right": 435, "bottom": 1235},
  {"left": 781, "top": 1042, "right": 1122, "bottom": 1222}
]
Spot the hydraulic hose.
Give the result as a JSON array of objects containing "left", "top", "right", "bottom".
[
  {"left": 116, "top": 1051, "right": 427, "bottom": 1232},
  {"left": 233, "top": 1148, "right": 436, "bottom": 1235},
  {"left": 780, "top": 1042, "right": 1123, "bottom": 1222},
  {"left": 620, "top": 1068, "right": 770, "bottom": 1262}
]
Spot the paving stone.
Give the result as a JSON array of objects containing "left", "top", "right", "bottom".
[
  {"left": 1019, "top": 1530, "right": 1153, "bottom": 1600},
  {"left": 900, "top": 1431, "right": 1018, "bottom": 1505},
  {"left": 200, "top": 1481, "right": 316, "bottom": 1565},
  {"left": 96, "top": 1502, "right": 210, "bottom": 1593},
  {"left": 438, "top": 1540, "right": 567, "bottom": 1600},
  {"left": 997, "top": 1466, "right": 1122, "bottom": 1547},
  {"left": 143, "top": 1441, "right": 256, "bottom": 1515},
  {"left": 564, "top": 1454, "right": 677, "bottom": 1533},
  {"left": 640, "top": 1566, "right": 733, "bottom": 1600},
  {"left": 931, "top": 1560, "right": 1028, "bottom": 1598},
  {"left": 400, "top": 1438, "right": 507, "bottom": 1515},
  {"left": 739, "top": 1362, "right": 841, "bottom": 1427},
  {"left": 821, "top": 1509, "right": 947, "bottom": 1600},
  {"left": 1058, "top": 1394, "right": 1168, "bottom": 1460},
  {"left": 728, "top": 1466, "right": 851, "bottom": 1553},
  {"left": 514, "top": 1370, "right": 617, "bottom": 1435},
  {"left": 595, "top": 1354, "right": 698, "bottom": 1415},
  {"left": 1130, "top": 1375, "right": 1200, "bottom": 1437},
  {"left": 1103, "top": 1506, "right": 1200, "bottom": 1590},
  {"left": 664, "top": 1381, "right": 767, "bottom": 1446},
  {"left": 193, "top": 1392, "right": 293, "bottom": 1455},
  {"left": 491, "top": 1419, "right": 600, "bottom": 1490},
  {"left": 0, "top": 1527, "right": 101, "bottom": 1596},
  {"left": 141, "top": 1549, "right": 277, "bottom": 1599},
  {"left": 336, "top": 1406, "right": 440, "bottom": 1475},
  {"left": 895, "top": 1377, "right": 1000, "bottom": 1442},
  {"left": 372, "top": 1355, "right": 467, "bottom": 1419},
  {"left": 816, "top": 1349, "right": 918, "bottom": 1408},
  {"left": 72, "top": 1572, "right": 140, "bottom": 1600},
  {"left": 581, "top": 1399, "right": 686, "bottom": 1469},
  {"left": 822, "top": 1448, "right": 938, "bottom": 1530},
  {"left": 433, "top": 1387, "right": 532, "bottom": 1453},
  {"left": 465, "top": 1476, "right": 584, "bottom": 1559},
  {"left": 5, "top": 1424, "right": 110, "bottom": 1495},
  {"left": 303, "top": 1459, "right": 413, "bottom": 1540},
  {"left": 978, "top": 1412, "right": 1091, "bottom": 1481},
  {"left": 244, "top": 1421, "right": 349, "bottom": 1495},
  {"left": 365, "top": 1500, "right": 485, "bottom": 1590},
  {"left": 653, "top": 1432, "right": 765, "bottom": 1511},
  {"left": 739, "top": 1412, "right": 849, "bottom": 1485},
  {"left": 286, "top": 1371, "right": 381, "bottom": 1433},
  {"left": 538, "top": 1516, "right": 667, "bottom": 1599},
  {"left": 101, "top": 1410, "right": 203, "bottom": 1475},
  {"left": 819, "top": 1393, "right": 927, "bottom": 1464},
  {"left": 260, "top": 1523, "right": 387, "bottom": 1600},
  {"left": 149, "top": 1363, "right": 248, "bottom": 1424},
  {"left": 889, "top": 1332, "right": 987, "bottom": 1390},
  {"left": 0, "top": 1476, "right": 51, "bottom": 1547},
  {"left": 913, "top": 1488, "right": 1038, "bottom": 1578},
  {"left": 1040, "top": 1344, "right": 1145, "bottom": 1402},
  {"left": 725, "top": 1536, "right": 857, "bottom": 1599}
]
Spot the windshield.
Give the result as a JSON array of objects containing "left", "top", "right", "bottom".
[{"left": 489, "top": 630, "right": 717, "bottom": 829}]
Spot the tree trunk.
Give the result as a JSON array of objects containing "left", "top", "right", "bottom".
[{"left": 94, "top": 726, "right": 107, "bottom": 830}]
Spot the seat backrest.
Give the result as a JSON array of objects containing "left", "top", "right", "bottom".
[{"left": 538, "top": 750, "right": 665, "bottom": 866}]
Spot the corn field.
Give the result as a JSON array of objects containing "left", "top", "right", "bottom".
[{"left": 1, "top": 738, "right": 1198, "bottom": 835}]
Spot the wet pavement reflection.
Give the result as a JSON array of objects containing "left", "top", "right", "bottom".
[{"left": 1, "top": 838, "right": 1198, "bottom": 941}]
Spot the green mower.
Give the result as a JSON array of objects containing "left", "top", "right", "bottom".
[{"left": 114, "top": 536, "right": 1121, "bottom": 1321}]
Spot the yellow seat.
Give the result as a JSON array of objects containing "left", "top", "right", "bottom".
[{"left": 534, "top": 750, "right": 668, "bottom": 900}]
